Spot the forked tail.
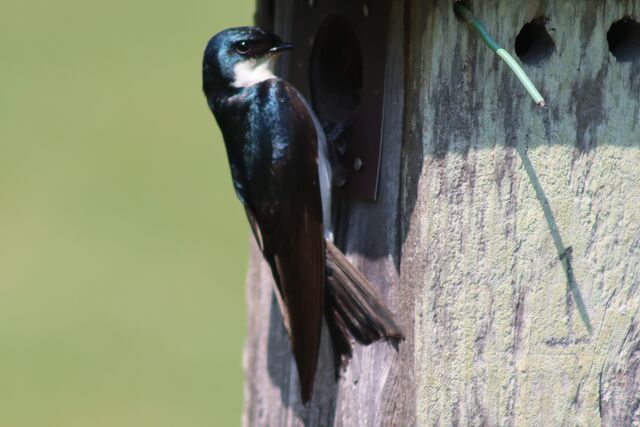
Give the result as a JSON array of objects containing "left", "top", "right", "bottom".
[{"left": 323, "top": 241, "right": 404, "bottom": 370}]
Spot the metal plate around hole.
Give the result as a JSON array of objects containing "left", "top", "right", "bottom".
[{"left": 284, "top": 0, "right": 390, "bottom": 201}]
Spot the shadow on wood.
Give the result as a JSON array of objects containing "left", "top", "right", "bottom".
[{"left": 244, "top": 0, "right": 640, "bottom": 425}]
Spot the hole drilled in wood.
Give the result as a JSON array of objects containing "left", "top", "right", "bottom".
[
  {"left": 608, "top": 17, "right": 640, "bottom": 62},
  {"left": 515, "top": 18, "right": 555, "bottom": 65},
  {"left": 309, "top": 13, "right": 363, "bottom": 141}
]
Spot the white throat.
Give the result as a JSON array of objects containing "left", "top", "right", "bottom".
[{"left": 231, "top": 58, "right": 275, "bottom": 88}]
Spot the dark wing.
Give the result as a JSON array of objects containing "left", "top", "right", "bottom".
[{"left": 244, "top": 79, "right": 324, "bottom": 403}]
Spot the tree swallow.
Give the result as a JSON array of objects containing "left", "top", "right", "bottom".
[{"left": 202, "top": 26, "right": 402, "bottom": 403}]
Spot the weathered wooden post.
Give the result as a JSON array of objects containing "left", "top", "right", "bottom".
[{"left": 244, "top": 1, "right": 640, "bottom": 425}]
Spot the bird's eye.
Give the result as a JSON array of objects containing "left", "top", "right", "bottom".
[{"left": 235, "top": 41, "right": 252, "bottom": 54}]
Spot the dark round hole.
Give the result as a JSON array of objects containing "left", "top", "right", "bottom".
[
  {"left": 515, "top": 18, "right": 555, "bottom": 65},
  {"left": 607, "top": 17, "right": 640, "bottom": 62},
  {"left": 309, "top": 14, "right": 363, "bottom": 140}
]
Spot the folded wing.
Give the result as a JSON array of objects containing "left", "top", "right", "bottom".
[{"left": 244, "top": 79, "right": 325, "bottom": 403}]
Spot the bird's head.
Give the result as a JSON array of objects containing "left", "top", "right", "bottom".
[{"left": 202, "top": 26, "right": 294, "bottom": 100}]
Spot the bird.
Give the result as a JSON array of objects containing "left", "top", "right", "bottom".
[{"left": 202, "top": 26, "right": 403, "bottom": 404}]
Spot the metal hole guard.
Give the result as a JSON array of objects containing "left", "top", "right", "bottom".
[{"left": 285, "top": 0, "right": 390, "bottom": 201}]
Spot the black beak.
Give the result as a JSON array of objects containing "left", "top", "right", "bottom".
[{"left": 270, "top": 42, "right": 295, "bottom": 53}]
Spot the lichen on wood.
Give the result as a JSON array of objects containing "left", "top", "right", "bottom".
[{"left": 243, "top": 0, "right": 640, "bottom": 425}]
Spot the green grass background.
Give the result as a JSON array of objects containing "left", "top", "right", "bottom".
[{"left": 0, "top": 1, "right": 253, "bottom": 425}]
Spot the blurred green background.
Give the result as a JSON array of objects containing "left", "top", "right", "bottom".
[{"left": 0, "top": 0, "right": 253, "bottom": 425}]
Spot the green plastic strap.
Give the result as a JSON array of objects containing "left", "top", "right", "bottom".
[
  {"left": 496, "top": 49, "right": 545, "bottom": 106},
  {"left": 454, "top": 2, "right": 545, "bottom": 107},
  {"left": 454, "top": 3, "right": 501, "bottom": 52}
]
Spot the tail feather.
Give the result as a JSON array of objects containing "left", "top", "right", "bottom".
[{"left": 324, "top": 241, "right": 404, "bottom": 370}]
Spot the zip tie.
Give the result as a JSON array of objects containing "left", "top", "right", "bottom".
[{"left": 454, "top": 2, "right": 546, "bottom": 108}]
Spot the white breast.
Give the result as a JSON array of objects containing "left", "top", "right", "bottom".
[
  {"left": 316, "top": 112, "right": 334, "bottom": 242},
  {"left": 297, "top": 96, "right": 333, "bottom": 242},
  {"left": 232, "top": 59, "right": 276, "bottom": 88}
]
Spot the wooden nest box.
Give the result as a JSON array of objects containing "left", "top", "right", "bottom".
[{"left": 245, "top": 1, "right": 640, "bottom": 425}]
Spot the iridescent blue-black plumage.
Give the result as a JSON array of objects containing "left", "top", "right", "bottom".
[
  {"left": 203, "top": 26, "right": 288, "bottom": 101},
  {"left": 202, "top": 26, "right": 403, "bottom": 404},
  {"left": 203, "top": 27, "right": 325, "bottom": 402}
]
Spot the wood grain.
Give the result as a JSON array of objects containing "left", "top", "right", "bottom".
[{"left": 244, "top": 0, "right": 640, "bottom": 425}]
